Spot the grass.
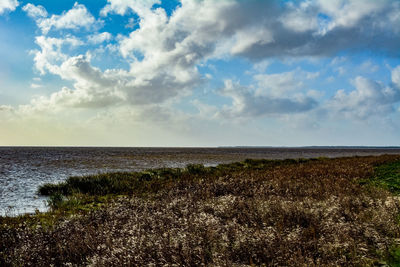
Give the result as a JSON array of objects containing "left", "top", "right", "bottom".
[
  {"left": 372, "top": 160, "right": 400, "bottom": 194},
  {"left": 2, "top": 155, "right": 400, "bottom": 266},
  {"left": 363, "top": 160, "right": 400, "bottom": 266},
  {"left": 38, "top": 158, "right": 312, "bottom": 199},
  {"left": 388, "top": 246, "right": 400, "bottom": 267}
]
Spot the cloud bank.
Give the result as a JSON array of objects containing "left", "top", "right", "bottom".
[
  {"left": 0, "top": 0, "right": 18, "bottom": 14},
  {"left": 21, "top": 0, "right": 400, "bottom": 112},
  {"left": 1, "top": 0, "right": 400, "bottom": 145}
]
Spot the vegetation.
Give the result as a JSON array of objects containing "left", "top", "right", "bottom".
[
  {"left": 38, "top": 159, "right": 310, "bottom": 198},
  {"left": 2, "top": 155, "right": 400, "bottom": 266},
  {"left": 368, "top": 160, "right": 400, "bottom": 194}
]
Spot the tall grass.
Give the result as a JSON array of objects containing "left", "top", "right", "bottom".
[
  {"left": 38, "top": 158, "right": 313, "bottom": 197},
  {"left": 2, "top": 155, "right": 400, "bottom": 266}
]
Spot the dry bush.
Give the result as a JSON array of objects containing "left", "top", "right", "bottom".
[{"left": 2, "top": 155, "right": 400, "bottom": 266}]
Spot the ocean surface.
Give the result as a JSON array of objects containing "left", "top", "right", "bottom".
[{"left": 1, "top": 146, "right": 400, "bottom": 216}]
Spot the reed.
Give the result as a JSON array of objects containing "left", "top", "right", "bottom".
[{"left": 2, "top": 155, "right": 400, "bottom": 266}]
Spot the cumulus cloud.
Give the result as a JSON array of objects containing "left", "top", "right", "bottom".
[
  {"left": 116, "top": 0, "right": 400, "bottom": 85},
  {"left": 0, "top": 0, "right": 18, "bottom": 14},
  {"left": 29, "top": 55, "right": 125, "bottom": 109},
  {"left": 217, "top": 80, "right": 317, "bottom": 119},
  {"left": 25, "top": 0, "right": 400, "bottom": 120},
  {"left": 392, "top": 66, "right": 400, "bottom": 87},
  {"left": 227, "top": 0, "right": 400, "bottom": 59},
  {"left": 254, "top": 71, "right": 303, "bottom": 97},
  {"left": 359, "top": 60, "right": 379, "bottom": 73},
  {"left": 100, "top": 0, "right": 160, "bottom": 17},
  {"left": 5, "top": 0, "right": 400, "bottom": 147},
  {"left": 252, "top": 69, "right": 320, "bottom": 99},
  {"left": 22, "top": 3, "right": 47, "bottom": 19},
  {"left": 279, "top": 1, "right": 317, "bottom": 33},
  {"left": 87, "top": 32, "right": 112, "bottom": 44},
  {"left": 230, "top": 26, "right": 274, "bottom": 55},
  {"left": 36, "top": 3, "right": 98, "bottom": 34},
  {"left": 327, "top": 74, "right": 400, "bottom": 119},
  {"left": 29, "top": 50, "right": 198, "bottom": 110},
  {"left": 316, "top": 0, "right": 389, "bottom": 29},
  {"left": 32, "top": 35, "right": 83, "bottom": 75}
]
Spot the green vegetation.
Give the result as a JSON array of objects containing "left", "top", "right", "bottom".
[
  {"left": 38, "top": 158, "right": 312, "bottom": 198},
  {"left": 365, "top": 160, "right": 400, "bottom": 266},
  {"left": 2, "top": 155, "right": 400, "bottom": 266},
  {"left": 388, "top": 245, "right": 400, "bottom": 267},
  {"left": 371, "top": 160, "right": 400, "bottom": 194}
]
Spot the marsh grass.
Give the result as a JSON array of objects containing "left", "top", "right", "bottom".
[
  {"left": 2, "top": 155, "right": 400, "bottom": 266},
  {"left": 38, "top": 158, "right": 312, "bottom": 198},
  {"left": 388, "top": 245, "right": 400, "bottom": 266},
  {"left": 370, "top": 160, "right": 400, "bottom": 194}
]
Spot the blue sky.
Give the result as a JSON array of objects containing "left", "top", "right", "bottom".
[{"left": 0, "top": 0, "right": 400, "bottom": 146}]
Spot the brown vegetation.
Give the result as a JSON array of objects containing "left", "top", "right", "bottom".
[{"left": 2, "top": 155, "right": 400, "bottom": 266}]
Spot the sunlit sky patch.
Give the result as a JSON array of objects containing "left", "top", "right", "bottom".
[{"left": 0, "top": 0, "right": 400, "bottom": 146}]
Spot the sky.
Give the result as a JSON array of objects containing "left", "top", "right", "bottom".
[{"left": 0, "top": 0, "right": 400, "bottom": 147}]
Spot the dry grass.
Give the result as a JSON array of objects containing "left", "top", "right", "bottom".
[{"left": 2, "top": 155, "right": 400, "bottom": 266}]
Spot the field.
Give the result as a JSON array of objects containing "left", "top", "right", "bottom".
[{"left": 2, "top": 155, "right": 400, "bottom": 266}]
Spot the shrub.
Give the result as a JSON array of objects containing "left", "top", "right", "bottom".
[
  {"left": 47, "top": 193, "right": 64, "bottom": 210},
  {"left": 186, "top": 164, "right": 206, "bottom": 174},
  {"left": 3, "top": 155, "right": 400, "bottom": 265},
  {"left": 38, "top": 183, "right": 66, "bottom": 195}
]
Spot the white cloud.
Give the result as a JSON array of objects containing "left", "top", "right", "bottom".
[
  {"left": 328, "top": 75, "right": 400, "bottom": 119},
  {"left": 4, "top": 0, "right": 400, "bottom": 147},
  {"left": 229, "top": 0, "right": 400, "bottom": 59},
  {"left": 230, "top": 26, "right": 274, "bottom": 55},
  {"left": 34, "top": 55, "right": 125, "bottom": 109},
  {"left": 125, "top": 17, "right": 137, "bottom": 29},
  {"left": 280, "top": 1, "right": 318, "bottom": 33},
  {"left": 204, "top": 73, "right": 212, "bottom": 79},
  {"left": 87, "top": 32, "right": 112, "bottom": 44},
  {"left": 392, "top": 66, "right": 400, "bottom": 87},
  {"left": 331, "top": 56, "right": 347, "bottom": 65},
  {"left": 0, "top": 0, "right": 18, "bottom": 14},
  {"left": 29, "top": 48, "right": 198, "bottom": 110},
  {"left": 192, "top": 99, "right": 218, "bottom": 118},
  {"left": 317, "top": 0, "right": 389, "bottom": 29},
  {"left": 32, "top": 35, "right": 83, "bottom": 75},
  {"left": 254, "top": 71, "right": 303, "bottom": 97},
  {"left": 217, "top": 79, "right": 317, "bottom": 119},
  {"left": 253, "top": 69, "right": 319, "bottom": 98},
  {"left": 30, "top": 83, "right": 42, "bottom": 89},
  {"left": 22, "top": 3, "right": 47, "bottom": 19},
  {"left": 359, "top": 60, "right": 379, "bottom": 73},
  {"left": 24, "top": 0, "right": 400, "bottom": 121},
  {"left": 100, "top": 0, "right": 160, "bottom": 17},
  {"left": 252, "top": 60, "right": 271, "bottom": 73},
  {"left": 37, "top": 3, "right": 98, "bottom": 34}
]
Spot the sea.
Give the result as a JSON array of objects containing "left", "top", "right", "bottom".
[{"left": 1, "top": 146, "right": 400, "bottom": 216}]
